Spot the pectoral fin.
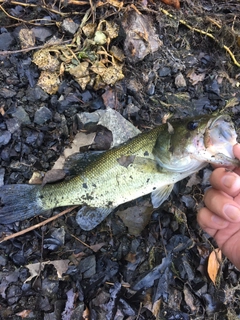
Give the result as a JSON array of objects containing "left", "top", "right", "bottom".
[
  {"left": 151, "top": 184, "right": 174, "bottom": 208},
  {"left": 76, "top": 206, "right": 114, "bottom": 230}
]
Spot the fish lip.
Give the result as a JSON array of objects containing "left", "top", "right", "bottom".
[{"left": 208, "top": 114, "right": 231, "bottom": 129}]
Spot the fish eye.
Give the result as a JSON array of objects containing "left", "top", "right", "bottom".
[{"left": 187, "top": 121, "right": 199, "bottom": 131}]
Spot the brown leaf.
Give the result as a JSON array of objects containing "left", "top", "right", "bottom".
[
  {"left": 19, "top": 28, "right": 35, "bottom": 49},
  {"left": 207, "top": 248, "right": 222, "bottom": 284}
]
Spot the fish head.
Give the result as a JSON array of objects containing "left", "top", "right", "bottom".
[{"left": 153, "top": 114, "right": 239, "bottom": 173}]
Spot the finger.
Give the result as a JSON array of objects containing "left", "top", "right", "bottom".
[
  {"left": 204, "top": 188, "right": 240, "bottom": 222},
  {"left": 209, "top": 168, "right": 240, "bottom": 198},
  {"left": 197, "top": 207, "right": 229, "bottom": 237},
  {"left": 233, "top": 143, "right": 240, "bottom": 159}
]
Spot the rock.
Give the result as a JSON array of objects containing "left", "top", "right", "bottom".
[
  {"left": 0, "top": 131, "right": 11, "bottom": 147},
  {"left": 6, "top": 118, "right": 21, "bottom": 134},
  {"left": 26, "top": 86, "right": 49, "bottom": 102},
  {"left": 158, "top": 67, "right": 171, "bottom": 77},
  {"left": 175, "top": 72, "right": 187, "bottom": 88},
  {"left": 0, "top": 32, "right": 15, "bottom": 50},
  {"left": 0, "top": 168, "right": 5, "bottom": 187},
  {"left": 62, "top": 18, "right": 79, "bottom": 34},
  {"left": 34, "top": 106, "right": 52, "bottom": 124},
  {"left": 32, "top": 27, "right": 53, "bottom": 42},
  {"left": 0, "top": 88, "right": 16, "bottom": 98},
  {"left": 12, "top": 106, "right": 31, "bottom": 125}
]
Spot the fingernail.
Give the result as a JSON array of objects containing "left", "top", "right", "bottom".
[
  {"left": 222, "top": 174, "right": 237, "bottom": 188},
  {"left": 223, "top": 204, "right": 240, "bottom": 221}
]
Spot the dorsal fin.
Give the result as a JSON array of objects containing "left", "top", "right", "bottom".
[{"left": 63, "top": 151, "right": 105, "bottom": 176}]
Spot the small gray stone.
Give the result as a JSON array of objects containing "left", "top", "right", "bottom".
[
  {"left": 34, "top": 106, "right": 52, "bottom": 125},
  {"left": 0, "top": 168, "right": 5, "bottom": 187},
  {"left": 0, "top": 32, "right": 15, "bottom": 50},
  {"left": 32, "top": 27, "right": 53, "bottom": 42},
  {"left": 62, "top": 18, "right": 79, "bottom": 35},
  {"left": 76, "top": 110, "right": 105, "bottom": 128},
  {"left": 175, "top": 72, "right": 187, "bottom": 88},
  {"left": 0, "top": 131, "right": 11, "bottom": 147},
  {"left": 6, "top": 118, "right": 21, "bottom": 134},
  {"left": 0, "top": 88, "right": 16, "bottom": 98},
  {"left": 26, "top": 86, "right": 49, "bottom": 102},
  {"left": 12, "top": 106, "right": 31, "bottom": 125},
  {"left": 158, "top": 67, "right": 171, "bottom": 77}
]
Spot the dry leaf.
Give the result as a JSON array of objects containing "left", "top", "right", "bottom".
[
  {"left": 19, "top": 28, "right": 35, "bottom": 49},
  {"left": 187, "top": 69, "right": 206, "bottom": 85},
  {"left": 33, "top": 49, "right": 60, "bottom": 71},
  {"left": 25, "top": 259, "right": 70, "bottom": 282},
  {"left": 152, "top": 299, "right": 161, "bottom": 318},
  {"left": 37, "top": 71, "right": 60, "bottom": 94},
  {"left": 224, "top": 97, "right": 239, "bottom": 109},
  {"left": 16, "top": 310, "right": 32, "bottom": 318},
  {"left": 207, "top": 248, "right": 222, "bottom": 284}
]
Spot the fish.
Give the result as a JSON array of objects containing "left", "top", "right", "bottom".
[{"left": 0, "top": 114, "right": 239, "bottom": 230}]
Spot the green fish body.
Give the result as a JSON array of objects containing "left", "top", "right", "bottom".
[{"left": 0, "top": 114, "right": 239, "bottom": 229}]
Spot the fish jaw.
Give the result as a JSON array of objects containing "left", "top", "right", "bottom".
[
  {"left": 153, "top": 114, "right": 240, "bottom": 172},
  {"left": 190, "top": 115, "right": 240, "bottom": 167}
]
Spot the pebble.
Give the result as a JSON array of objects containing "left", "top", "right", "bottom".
[
  {"left": 0, "top": 130, "right": 11, "bottom": 147},
  {"left": 0, "top": 168, "right": 5, "bottom": 187},
  {"left": 0, "top": 32, "right": 15, "bottom": 50},
  {"left": 34, "top": 106, "right": 52, "bottom": 125},
  {"left": 6, "top": 118, "right": 21, "bottom": 134},
  {"left": 32, "top": 27, "right": 53, "bottom": 42},
  {"left": 175, "top": 72, "right": 187, "bottom": 88},
  {"left": 62, "top": 18, "right": 79, "bottom": 34},
  {"left": 0, "top": 88, "right": 16, "bottom": 98},
  {"left": 12, "top": 106, "right": 31, "bottom": 125},
  {"left": 26, "top": 87, "right": 49, "bottom": 102},
  {"left": 158, "top": 67, "right": 171, "bottom": 77}
]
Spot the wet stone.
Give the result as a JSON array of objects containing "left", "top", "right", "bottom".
[
  {"left": 0, "top": 130, "right": 11, "bottom": 147},
  {"left": 34, "top": 106, "right": 52, "bottom": 125}
]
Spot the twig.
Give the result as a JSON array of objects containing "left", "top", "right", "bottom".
[
  {"left": 0, "top": 40, "right": 72, "bottom": 55},
  {"left": 0, "top": 206, "right": 79, "bottom": 243}
]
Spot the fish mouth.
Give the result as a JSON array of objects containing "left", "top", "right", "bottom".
[
  {"left": 205, "top": 114, "right": 238, "bottom": 159},
  {"left": 208, "top": 114, "right": 234, "bottom": 142}
]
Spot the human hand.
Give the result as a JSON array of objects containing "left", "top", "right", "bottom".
[{"left": 197, "top": 144, "right": 240, "bottom": 269}]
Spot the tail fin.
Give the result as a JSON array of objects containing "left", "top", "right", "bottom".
[{"left": 0, "top": 184, "right": 43, "bottom": 224}]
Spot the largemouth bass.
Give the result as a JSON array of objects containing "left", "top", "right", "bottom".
[{"left": 0, "top": 114, "right": 239, "bottom": 230}]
